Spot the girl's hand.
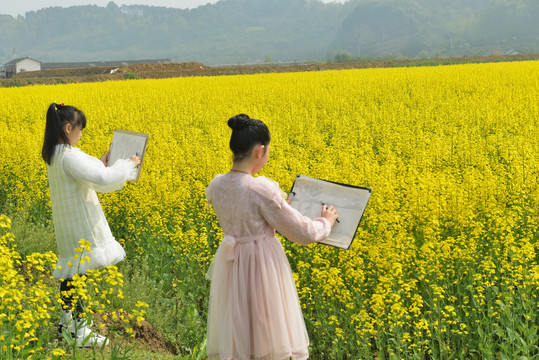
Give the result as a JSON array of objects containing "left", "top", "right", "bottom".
[
  {"left": 321, "top": 204, "right": 339, "bottom": 227},
  {"left": 101, "top": 151, "right": 110, "bottom": 166},
  {"left": 130, "top": 154, "right": 141, "bottom": 167}
]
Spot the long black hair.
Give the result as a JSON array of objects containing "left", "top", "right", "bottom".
[
  {"left": 42, "top": 103, "right": 86, "bottom": 165},
  {"left": 228, "top": 114, "right": 270, "bottom": 162}
]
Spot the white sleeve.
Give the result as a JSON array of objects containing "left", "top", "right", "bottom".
[
  {"left": 261, "top": 195, "right": 331, "bottom": 245},
  {"left": 252, "top": 177, "right": 331, "bottom": 245},
  {"left": 62, "top": 150, "right": 136, "bottom": 193}
]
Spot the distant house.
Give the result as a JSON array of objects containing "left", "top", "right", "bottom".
[{"left": 4, "top": 57, "right": 42, "bottom": 78}]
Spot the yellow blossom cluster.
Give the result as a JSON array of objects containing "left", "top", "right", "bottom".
[
  {"left": 58, "top": 240, "right": 127, "bottom": 315},
  {"left": 0, "top": 223, "right": 148, "bottom": 358},
  {"left": 0, "top": 215, "right": 56, "bottom": 358},
  {"left": 0, "top": 60, "right": 538, "bottom": 357},
  {"left": 57, "top": 239, "right": 148, "bottom": 346}
]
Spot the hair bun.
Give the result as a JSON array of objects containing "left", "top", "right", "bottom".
[{"left": 228, "top": 114, "right": 252, "bottom": 131}]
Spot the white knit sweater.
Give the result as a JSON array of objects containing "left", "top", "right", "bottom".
[{"left": 48, "top": 144, "right": 136, "bottom": 279}]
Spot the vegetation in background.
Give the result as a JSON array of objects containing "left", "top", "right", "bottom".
[{"left": 0, "top": 0, "right": 537, "bottom": 65}]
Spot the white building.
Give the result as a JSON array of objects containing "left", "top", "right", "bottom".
[{"left": 4, "top": 57, "right": 41, "bottom": 78}]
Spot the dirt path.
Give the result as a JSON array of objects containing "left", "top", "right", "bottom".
[{"left": 3, "top": 54, "right": 538, "bottom": 87}]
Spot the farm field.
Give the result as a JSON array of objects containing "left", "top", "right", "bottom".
[
  {"left": 3, "top": 53, "right": 539, "bottom": 88},
  {"left": 0, "top": 60, "right": 538, "bottom": 359}
]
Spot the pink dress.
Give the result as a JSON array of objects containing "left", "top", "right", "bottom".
[{"left": 205, "top": 172, "right": 331, "bottom": 360}]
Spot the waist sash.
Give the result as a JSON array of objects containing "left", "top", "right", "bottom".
[{"left": 221, "top": 229, "right": 275, "bottom": 262}]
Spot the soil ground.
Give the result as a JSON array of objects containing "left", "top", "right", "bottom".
[
  {"left": 95, "top": 310, "right": 178, "bottom": 356},
  {"left": 3, "top": 54, "right": 538, "bottom": 87}
]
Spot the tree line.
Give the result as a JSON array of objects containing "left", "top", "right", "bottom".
[{"left": 0, "top": 0, "right": 537, "bottom": 65}]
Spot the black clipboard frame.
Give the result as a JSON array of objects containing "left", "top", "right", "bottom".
[{"left": 288, "top": 174, "right": 372, "bottom": 250}]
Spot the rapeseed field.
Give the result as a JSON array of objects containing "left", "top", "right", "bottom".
[{"left": 0, "top": 61, "right": 538, "bottom": 359}]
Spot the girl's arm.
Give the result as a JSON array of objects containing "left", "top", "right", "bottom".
[
  {"left": 262, "top": 197, "right": 331, "bottom": 245},
  {"left": 62, "top": 149, "right": 136, "bottom": 193},
  {"left": 253, "top": 177, "right": 331, "bottom": 245}
]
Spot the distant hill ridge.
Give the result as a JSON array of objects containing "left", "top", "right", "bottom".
[{"left": 0, "top": 0, "right": 537, "bottom": 64}]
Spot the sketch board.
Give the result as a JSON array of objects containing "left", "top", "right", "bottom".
[
  {"left": 288, "top": 175, "right": 372, "bottom": 249},
  {"left": 109, "top": 129, "right": 149, "bottom": 182}
]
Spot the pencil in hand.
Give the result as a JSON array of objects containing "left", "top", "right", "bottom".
[{"left": 321, "top": 201, "right": 340, "bottom": 223}]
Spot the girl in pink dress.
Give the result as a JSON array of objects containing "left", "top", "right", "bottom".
[{"left": 205, "top": 114, "right": 339, "bottom": 360}]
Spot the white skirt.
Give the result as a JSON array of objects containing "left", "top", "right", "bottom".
[
  {"left": 53, "top": 239, "right": 126, "bottom": 279},
  {"left": 207, "top": 231, "right": 309, "bottom": 360}
]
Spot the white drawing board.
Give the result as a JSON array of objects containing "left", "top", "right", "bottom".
[
  {"left": 109, "top": 129, "right": 149, "bottom": 182},
  {"left": 288, "top": 175, "right": 372, "bottom": 249}
]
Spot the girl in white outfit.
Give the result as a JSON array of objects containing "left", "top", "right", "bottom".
[{"left": 41, "top": 103, "right": 140, "bottom": 347}]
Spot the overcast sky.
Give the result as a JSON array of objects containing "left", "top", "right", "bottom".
[{"left": 1, "top": 0, "right": 345, "bottom": 17}]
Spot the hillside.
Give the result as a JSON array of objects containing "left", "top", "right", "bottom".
[
  {"left": 0, "top": 0, "right": 537, "bottom": 64},
  {"left": 332, "top": 0, "right": 539, "bottom": 57}
]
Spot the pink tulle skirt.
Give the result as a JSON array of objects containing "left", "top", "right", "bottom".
[{"left": 206, "top": 230, "right": 309, "bottom": 360}]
